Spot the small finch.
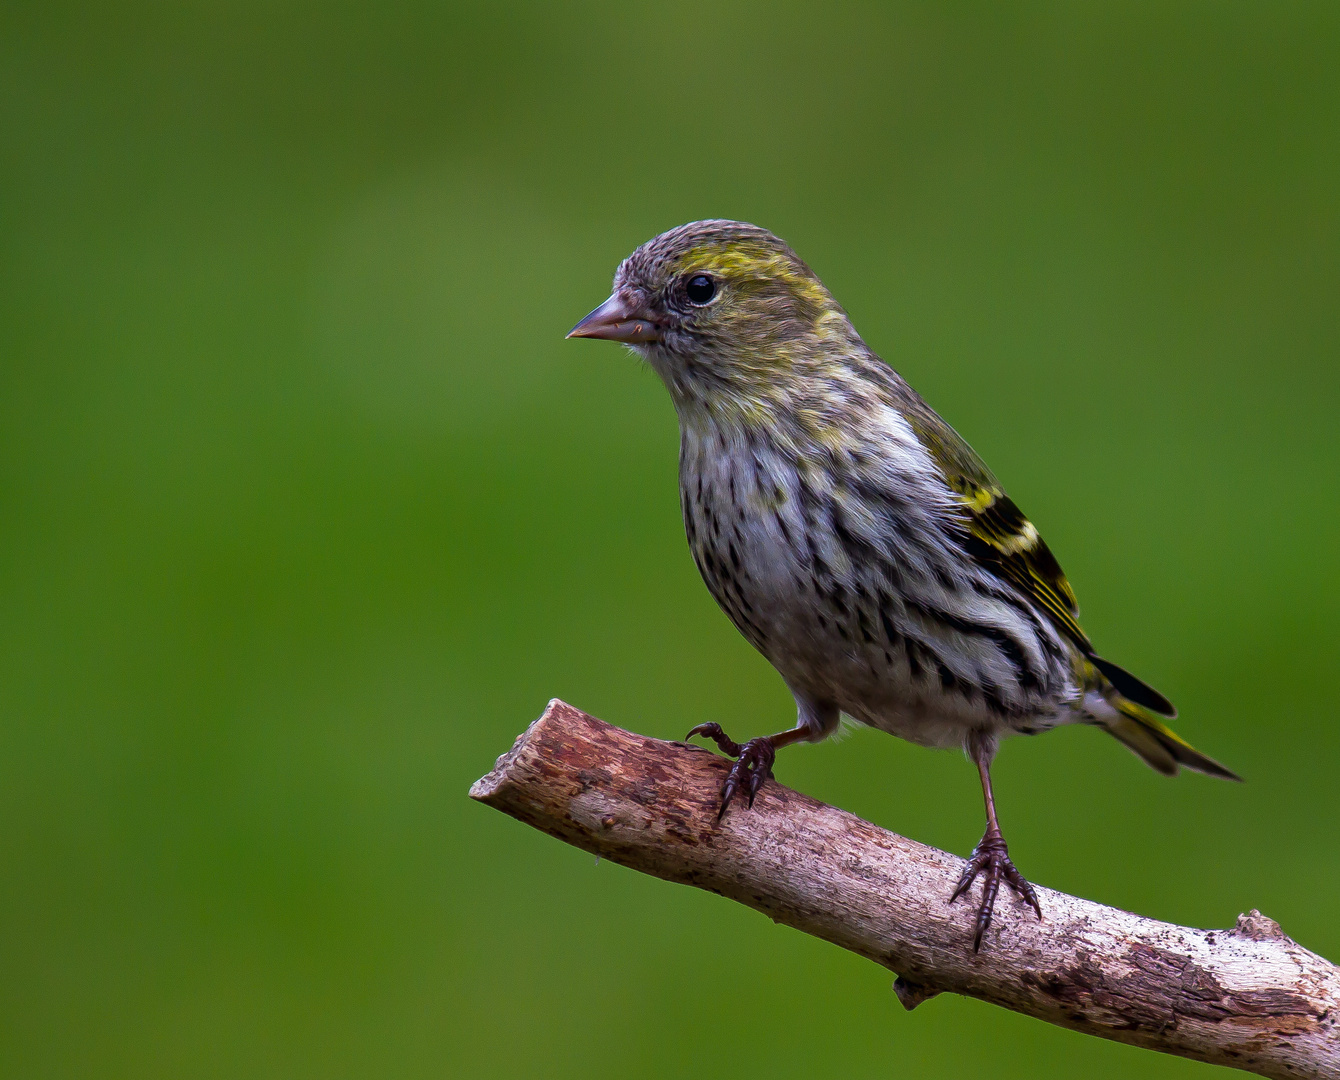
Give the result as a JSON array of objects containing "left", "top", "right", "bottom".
[{"left": 569, "top": 220, "right": 1238, "bottom": 950}]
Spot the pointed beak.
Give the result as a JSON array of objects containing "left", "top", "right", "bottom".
[{"left": 566, "top": 293, "right": 660, "bottom": 344}]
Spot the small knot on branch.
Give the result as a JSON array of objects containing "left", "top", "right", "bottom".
[
  {"left": 1234, "top": 909, "right": 1288, "bottom": 942},
  {"left": 893, "top": 975, "right": 942, "bottom": 1011}
]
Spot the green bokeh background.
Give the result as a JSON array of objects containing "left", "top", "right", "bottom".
[{"left": 3, "top": 3, "right": 1337, "bottom": 1077}]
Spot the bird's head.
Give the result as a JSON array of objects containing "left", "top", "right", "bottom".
[{"left": 568, "top": 221, "right": 863, "bottom": 414}]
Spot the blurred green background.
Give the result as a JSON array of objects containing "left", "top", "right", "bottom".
[{"left": 2, "top": 3, "right": 1337, "bottom": 1077}]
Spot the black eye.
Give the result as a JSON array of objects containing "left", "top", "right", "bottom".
[{"left": 685, "top": 274, "right": 716, "bottom": 305}]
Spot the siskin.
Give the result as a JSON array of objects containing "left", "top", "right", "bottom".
[{"left": 569, "top": 220, "right": 1238, "bottom": 950}]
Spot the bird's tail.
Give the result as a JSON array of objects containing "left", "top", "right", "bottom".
[
  {"left": 1086, "top": 654, "right": 1241, "bottom": 781},
  {"left": 1105, "top": 701, "right": 1239, "bottom": 780}
]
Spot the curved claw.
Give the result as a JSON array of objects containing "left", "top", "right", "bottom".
[
  {"left": 717, "top": 737, "right": 776, "bottom": 819},
  {"left": 685, "top": 722, "right": 742, "bottom": 758},
  {"left": 684, "top": 725, "right": 776, "bottom": 820},
  {"left": 950, "top": 831, "right": 1042, "bottom": 951}
]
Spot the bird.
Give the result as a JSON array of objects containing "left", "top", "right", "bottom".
[{"left": 567, "top": 220, "right": 1239, "bottom": 950}]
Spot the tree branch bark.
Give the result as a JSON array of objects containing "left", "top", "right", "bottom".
[{"left": 469, "top": 699, "right": 1340, "bottom": 1078}]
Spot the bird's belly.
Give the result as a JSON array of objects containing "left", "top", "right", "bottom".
[
  {"left": 683, "top": 471, "right": 1077, "bottom": 747},
  {"left": 763, "top": 615, "right": 1063, "bottom": 750},
  {"left": 678, "top": 427, "right": 1085, "bottom": 749}
]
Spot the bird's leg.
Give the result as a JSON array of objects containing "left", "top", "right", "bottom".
[
  {"left": 950, "top": 734, "right": 1042, "bottom": 951},
  {"left": 685, "top": 723, "right": 811, "bottom": 820}
]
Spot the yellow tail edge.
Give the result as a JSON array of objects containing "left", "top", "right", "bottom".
[{"left": 1108, "top": 700, "right": 1242, "bottom": 782}]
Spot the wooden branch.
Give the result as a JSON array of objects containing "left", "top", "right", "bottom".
[{"left": 470, "top": 700, "right": 1340, "bottom": 1079}]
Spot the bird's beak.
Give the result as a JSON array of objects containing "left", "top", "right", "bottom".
[{"left": 566, "top": 293, "right": 660, "bottom": 344}]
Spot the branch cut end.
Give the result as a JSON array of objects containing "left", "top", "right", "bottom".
[{"left": 468, "top": 700, "right": 566, "bottom": 803}]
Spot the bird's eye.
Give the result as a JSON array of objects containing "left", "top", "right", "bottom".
[{"left": 685, "top": 274, "right": 716, "bottom": 305}]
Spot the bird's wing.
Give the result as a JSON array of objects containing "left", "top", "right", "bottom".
[
  {"left": 895, "top": 394, "right": 1087, "bottom": 649},
  {"left": 949, "top": 483, "right": 1089, "bottom": 650},
  {"left": 896, "top": 387, "right": 1177, "bottom": 717}
]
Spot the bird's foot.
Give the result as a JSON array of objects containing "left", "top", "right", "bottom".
[
  {"left": 685, "top": 724, "right": 776, "bottom": 819},
  {"left": 949, "top": 828, "right": 1042, "bottom": 951}
]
